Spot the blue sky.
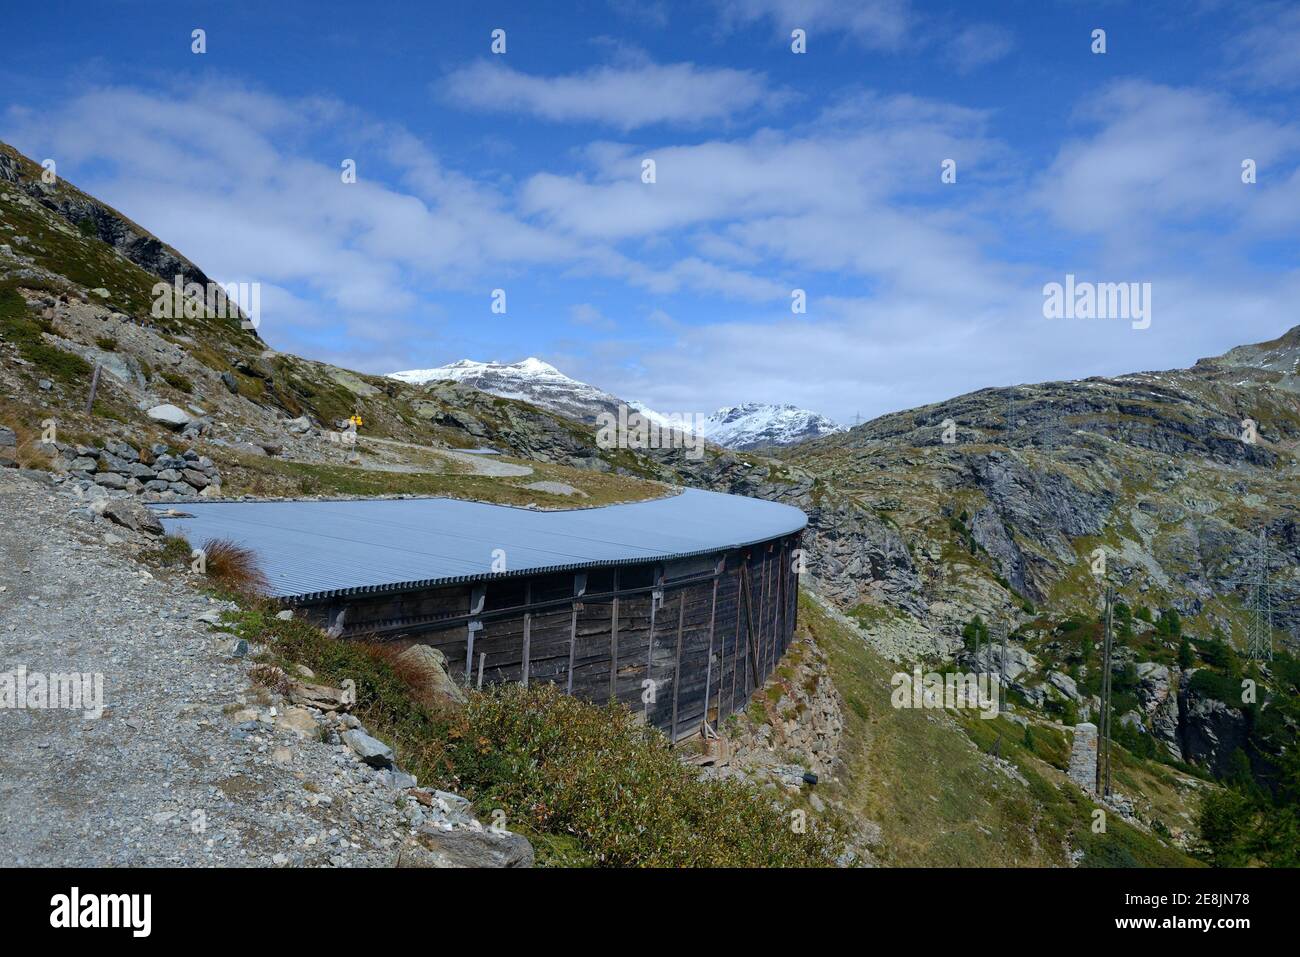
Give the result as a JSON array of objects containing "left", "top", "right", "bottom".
[{"left": 2, "top": 0, "right": 1298, "bottom": 423}]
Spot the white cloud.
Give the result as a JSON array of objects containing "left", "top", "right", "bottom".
[
  {"left": 1224, "top": 3, "right": 1300, "bottom": 89},
  {"left": 716, "top": 0, "right": 913, "bottom": 50},
  {"left": 945, "top": 23, "right": 1015, "bottom": 73},
  {"left": 1035, "top": 81, "right": 1300, "bottom": 262},
  {"left": 441, "top": 59, "right": 778, "bottom": 130}
]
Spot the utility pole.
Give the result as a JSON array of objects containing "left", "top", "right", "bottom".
[
  {"left": 1096, "top": 585, "right": 1115, "bottom": 798},
  {"left": 1225, "top": 530, "right": 1276, "bottom": 662},
  {"left": 999, "top": 627, "right": 1009, "bottom": 714}
]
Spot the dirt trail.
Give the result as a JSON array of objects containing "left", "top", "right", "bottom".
[{"left": 0, "top": 471, "right": 416, "bottom": 866}]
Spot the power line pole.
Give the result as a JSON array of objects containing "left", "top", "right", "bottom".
[
  {"left": 1223, "top": 530, "right": 1277, "bottom": 661},
  {"left": 1096, "top": 585, "right": 1115, "bottom": 799},
  {"left": 999, "top": 627, "right": 1008, "bottom": 714},
  {"left": 1244, "top": 530, "right": 1274, "bottom": 662}
]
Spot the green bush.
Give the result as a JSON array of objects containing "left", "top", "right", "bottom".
[
  {"left": 1188, "top": 668, "right": 1244, "bottom": 707},
  {"left": 0, "top": 283, "right": 92, "bottom": 383},
  {"left": 231, "top": 603, "right": 844, "bottom": 868},
  {"left": 445, "top": 683, "right": 844, "bottom": 867},
  {"left": 161, "top": 370, "right": 193, "bottom": 393}
]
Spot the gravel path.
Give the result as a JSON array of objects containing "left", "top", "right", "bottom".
[{"left": 0, "top": 470, "right": 485, "bottom": 867}]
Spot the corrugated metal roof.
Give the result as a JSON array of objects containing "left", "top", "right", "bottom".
[{"left": 151, "top": 489, "right": 806, "bottom": 601}]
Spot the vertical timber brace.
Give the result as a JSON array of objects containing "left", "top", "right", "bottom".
[
  {"left": 741, "top": 560, "right": 761, "bottom": 688},
  {"left": 609, "top": 569, "right": 620, "bottom": 702},
  {"left": 670, "top": 589, "right": 685, "bottom": 741},
  {"left": 465, "top": 585, "right": 485, "bottom": 686},
  {"left": 521, "top": 581, "right": 532, "bottom": 687},
  {"left": 566, "top": 572, "right": 586, "bottom": 694},
  {"left": 702, "top": 556, "right": 722, "bottom": 728}
]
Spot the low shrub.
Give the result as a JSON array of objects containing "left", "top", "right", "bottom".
[
  {"left": 200, "top": 538, "right": 269, "bottom": 595},
  {"left": 443, "top": 683, "right": 844, "bottom": 867},
  {"left": 162, "top": 370, "right": 193, "bottom": 393},
  {"left": 228, "top": 604, "right": 846, "bottom": 867}
]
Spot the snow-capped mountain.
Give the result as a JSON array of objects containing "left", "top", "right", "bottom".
[
  {"left": 388, "top": 358, "right": 841, "bottom": 449},
  {"left": 696, "top": 403, "right": 845, "bottom": 450},
  {"left": 389, "top": 358, "right": 630, "bottom": 425}
]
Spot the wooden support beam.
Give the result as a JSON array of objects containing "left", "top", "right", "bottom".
[
  {"left": 465, "top": 584, "right": 486, "bottom": 685},
  {"left": 730, "top": 562, "right": 740, "bottom": 719},
  {"left": 645, "top": 570, "right": 660, "bottom": 724},
  {"left": 670, "top": 591, "right": 685, "bottom": 741},
  {"left": 703, "top": 559, "right": 721, "bottom": 726},
  {"left": 609, "top": 569, "right": 620, "bottom": 703},
  {"left": 741, "top": 561, "right": 761, "bottom": 688},
  {"left": 465, "top": 619, "right": 482, "bottom": 686},
  {"left": 520, "top": 581, "right": 532, "bottom": 687},
  {"left": 566, "top": 572, "right": 586, "bottom": 695},
  {"left": 757, "top": 551, "right": 770, "bottom": 682}
]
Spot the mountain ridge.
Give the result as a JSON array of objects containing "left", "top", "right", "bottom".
[{"left": 388, "top": 356, "right": 843, "bottom": 449}]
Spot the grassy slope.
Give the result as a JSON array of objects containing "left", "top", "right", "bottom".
[{"left": 800, "top": 593, "right": 1201, "bottom": 867}]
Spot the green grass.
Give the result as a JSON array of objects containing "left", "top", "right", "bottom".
[
  {"left": 799, "top": 592, "right": 1200, "bottom": 867},
  {"left": 219, "top": 599, "right": 845, "bottom": 867},
  {"left": 161, "top": 370, "right": 193, "bottom": 393},
  {"left": 218, "top": 448, "right": 667, "bottom": 507},
  {"left": 0, "top": 283, "right": 93, "bottom": 383}
]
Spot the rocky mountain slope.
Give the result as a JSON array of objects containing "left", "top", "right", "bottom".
[{"left": 696, "top": 402, "right": 844, "bottom": 450}]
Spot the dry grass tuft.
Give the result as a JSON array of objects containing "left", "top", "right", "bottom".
[{"left": 201, "top": 537, "right": 269, "bottom": 596}]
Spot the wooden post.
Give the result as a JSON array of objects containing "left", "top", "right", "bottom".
[
  {"left": 465, "top": 586, "right": 485, "bottom": 684},
  {"left": 521, "top": 581, "right": 532, "bottom": 687},
  {"left": 465, "top": 620, "right": 481, "bottom": 686},
  {"left": 730, "top": 564, "right": 741, "bottom": 718},
  {"left": 645, "top": 569, "right": 660, "bottom": 725},
  {"left": 757, "top": 550, "right": 770, "bottom": 681},
  {"left": 609, "top": 569, "right": 620, "bottom": 703},
  {"left": 670, "top": 591, "right": 685, "bottom": 741},
  {"left": 566, "top": 573, "right": 586, "bottom": 695},
  {"left": 703, "top": 561, "right": 720, "bottom": 727},
  {"left": 742, "top": 562, "right": 761, "bottom": 688}
]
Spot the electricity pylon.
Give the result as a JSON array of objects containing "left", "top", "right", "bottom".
[
  {"left": 1096, "top": 585, "right": 1115, "bottom": 799},
  {"left": 1224, "top": 530, "right": 1278, "bottom": 661}
]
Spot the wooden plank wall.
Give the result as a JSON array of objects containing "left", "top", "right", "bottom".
[{"left": 293, "top": 533, "right": 802, "bottom": 741}]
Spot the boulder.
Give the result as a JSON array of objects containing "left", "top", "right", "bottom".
[
  {"left": 93, "top": 472, "right": 127, "bottom": 490},
  {"left": 147, "top": 404, "right": 191, "bottom": 429},
  {"left": 0, "top": 427, "right": 15, "bottom": 448},
  {"left": 274, "top": 707, "right": 320, "bottom": 739},
  {"left": 395, "top": 644, "right": 468, "bottom": 707},
  {"left": 397, "top": 828, "right": 534, "bottom": 868},
  {"left": 1047, "top": 670, "right": 1081, "bottom": 701},
  {"left": 342, "top": 729, "right": 394, "bottom": 768},
  {"left": 101, "top": 499, "right": 164, "bottom": 536},
  {"left": 288, "top": 678, "right": 356, "bottom": 712}
]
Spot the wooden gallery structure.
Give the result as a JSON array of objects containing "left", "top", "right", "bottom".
[{"left": 156, "top": 489, "right": 807, "bottom": 741}]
